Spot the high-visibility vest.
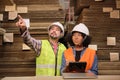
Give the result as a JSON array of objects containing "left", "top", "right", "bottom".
[
  {"left": 36, "top": 40, "right": 66, "bottom": 76},
  {"left": 64, "top": 48, "right": 96, "bottom": 71}
]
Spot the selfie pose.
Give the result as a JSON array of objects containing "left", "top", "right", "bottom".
[{"left": 61, "top": 23, "right": 98, "bottom": 75}]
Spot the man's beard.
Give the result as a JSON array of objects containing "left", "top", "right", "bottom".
[
  {"left": 49, "top": 32, "right": 60, "bottom": 39},
  {"left": 50, "top": 35, "right": 58, "bottom": 39}
]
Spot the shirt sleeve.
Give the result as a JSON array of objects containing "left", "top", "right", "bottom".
[
  {"left": 89, "top": 54, "right": 98, "bottom": 75},
  {"left": 21, "top": 29, "right": 42, "bottom": 56},
  {"left": 60, "top": 53, "right": 66, "bottom": 75}
]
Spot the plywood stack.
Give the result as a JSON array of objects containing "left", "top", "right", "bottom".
[
  {"left": 77, "top": 0, "right": 120, "bottom": 75},
  {"left": 0, "top": 0, "right": 65, "bottom": 77},
  {"left": 74, "top": 0, "right": 92, "bottom": 15}
]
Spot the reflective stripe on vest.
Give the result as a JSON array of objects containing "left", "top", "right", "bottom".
[
  {"left": 36, "top": 40, "right": 66, "bottom": 76},
  {"left": 64, "top": 48, "right": 96, "bottom": 71}
]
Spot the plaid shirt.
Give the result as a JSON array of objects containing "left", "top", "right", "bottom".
[{"left": 21, "top": 29, "right": 41, "bottom": 56}]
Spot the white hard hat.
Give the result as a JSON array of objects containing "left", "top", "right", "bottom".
[
  {"left": 48, "top": 22, "right": 64, "bottom": 34},
  {"left": 72, "top": 23, "right": 89, "bottom": 35}
]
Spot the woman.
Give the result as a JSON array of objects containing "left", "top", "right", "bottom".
[{"left": 61, "top": 23, "right": 98, "bottom": 75}]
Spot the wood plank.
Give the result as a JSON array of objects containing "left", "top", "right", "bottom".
[
  {"left": 30, "top": 17, "right": 64, "bottom": 22},
  {"left": 90, "top": 4, "right": 116, "bottom": 9},
  {"left": 90, "top": 0, "right": 116, "bottom": 7},
  {"left": 103, "top": 7, "right": 113, "bottom": 12},
  {"left": 3, "top": 33, "right": 14, "bottom": 43},
  {"left": 81, "top": 20, "right": 120, "bottom": 27},
  {"left": 82, "top": 20, "right": 120, "bottom": 25},
  {"left": 28, "top": 4, "right": 61, "bottom": 11},
  {"left": 98, "top": 70, "right": 120, "bottom": 75},
  {"left": 75, "top": 0, "right": 91, "bottom": 7},
  {"left": 5, "top": 4, "right": 16, "bottom": 11},
  {"left": 0, "top": 5, "right": 5, "bottom": 11},
  {"left": 0, "top": 61, "right": 35, "bottom": 65},
  {"left": 110, "top": 10, "right": 120, "bottom": 19},
  {"left": 13, "top": 0, "right": 29, "bottom": 5},
  {"left": 116, "top": 0, "right": 120, "bottom": 8},
  {"left": 0, "top": 71, "right": 35, "bottom": 76},
  {"left": 0, "top": 62, "right": 35, "bottom": 68},
  {"left": 95, "top": 0, "right": 103, "bottom": 1},
  {"left": 97, "top": 50, "right": 120, "bottom": 60},
  {"left": 29, "top": 0, "right": 59, "bottom": 5},
  {"left": 0, "top": 0, "right": 14, "bottom": 5},
  {"left": 0, "top": 14, "right": 3, "bottom": 21},
  {"left": 110, "top": 52, "right": 119, "bottom": 61},
  {"left": 98, "top": 62, "right": 120, "bottom": 70},
  {"left": 74, "top": 0, "right": 90, "bottom": 15},
  {"left": 0, "top": 35, "right": 3, "bottom": 45},
  {"left": 0, "top": 68, "right": 35, "bottom": 76},
  {"left": 29, "top": 11, "right": 65, "bottom": 18},
  {"left": 0, "top": 56, "right": 35, "bottom": 62},
  {"left": 30, "top": 22, "right": 52, "bottom": 27},
  {"left": 8, "top": 11, "right": 18, "bottom": 20},
  {"left": 17, "top": 6, "right": 28, "bottom": 13}
]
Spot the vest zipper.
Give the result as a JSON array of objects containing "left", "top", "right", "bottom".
[
  {"left": 49, "top": 40, "right": 59, "bottom": 76},
  {"left": 55, "top": 46, "right": 59, "bottom": 76}
]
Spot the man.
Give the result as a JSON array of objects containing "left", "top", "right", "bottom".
[
  {"left": 61, "top": 23, "right": 98, "bottom": 75},
  {"left": 16, "top": 15, "right": 66, "bottom": 76}
]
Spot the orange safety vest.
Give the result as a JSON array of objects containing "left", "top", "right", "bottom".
[{"left": 64, "top": 48, "right": 96, "bottom": 72}]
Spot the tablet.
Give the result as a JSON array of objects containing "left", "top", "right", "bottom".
[
  {"left": 68, "top": 62, "right": 87, "bottom": 73},
  {"left": 62, "top": 62, "right": 97, "bottom": 79}
]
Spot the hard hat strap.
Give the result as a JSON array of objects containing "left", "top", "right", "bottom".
[{"left": 82, "top": 35, "right": 87, "bottom": 43}]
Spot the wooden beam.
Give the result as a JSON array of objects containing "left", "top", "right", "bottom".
[
  {"left": 0, "top": 14, "right": 3, "bottom": 21},
  {"left": 17, "top": 6, "right": 28, "bottom": 13},
  {"left": 0, "top": 0, "right": 15, "bottom": 5},
  {"left": 8, "top": 11, "right": 18, "bottom": 20},
  {"left": 5, "top": 4, "right": 16, "bottom": 11},
  {"left": 103, "top": 7, "right": 113, "bottom": 12},
  {"left": 3, "top": 33, "right": 14, "bottom": 43},
  {"left": 116, "top": 0, "right": 120, "bottom": 8},
  {"left": 110, "top": 10, "right": 120, "bottom": 19},
  {"left": 94, "top": 0, "right": 103, "bottom": 2},
  {"left": 0, "top": 35, "right": 3, "bottom": 45},
  {"left": 110, "top": 52, "right": 119, "bottom": 61}
]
